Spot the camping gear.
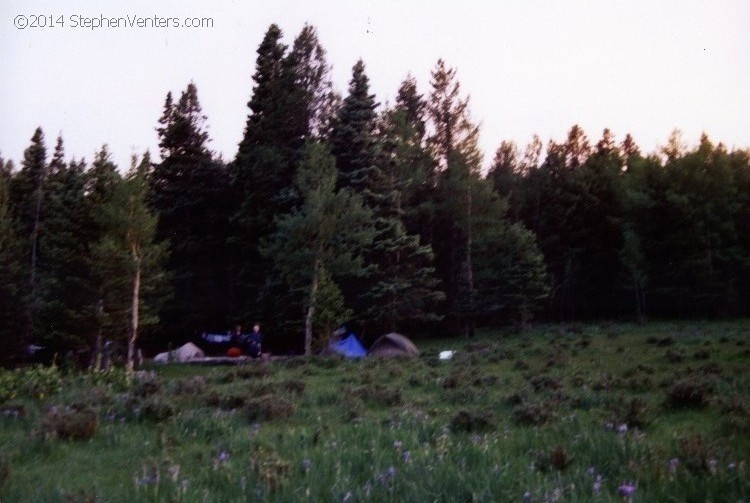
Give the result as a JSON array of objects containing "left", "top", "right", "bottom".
[
  {"left": 328, "top": 333, "right": 367, "bottom": 358},
  {"left": 153, "top": 342, "right": 205, "bottom": 363},
  {"left": 368, "top": 333, "right": 420, "bottom": 358}
]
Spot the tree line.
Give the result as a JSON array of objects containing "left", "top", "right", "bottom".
[{"left": 1, "top": 23, "right": 749, "bottom": 364}]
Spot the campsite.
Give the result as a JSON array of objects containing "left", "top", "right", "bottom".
[{"left": 1, "top": 320, "right": 748, "bottom": 501}]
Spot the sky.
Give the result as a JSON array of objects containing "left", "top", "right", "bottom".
[{"left": 2, "top": 0, "right": 749, "bottom": 171}]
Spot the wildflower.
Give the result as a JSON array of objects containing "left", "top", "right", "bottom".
[
  {"left": 522, "top": 491, "right": 532, "bottom": 502},
  {"left": 586, "top": 466, "right": 596, "bottom": 476},
  {"left": 668, "top": 458, "right": 679, "bottom": 477},
  {"left": 393, "top": 440, "right": 403, "bottom": 451},
  {"left": 302, "top": 458, "right": 312, "bottom": 473},
  {"left": 377, "top": 465, "right": 397, "bottom": 485},
  {"left": 617, "top": 423, "right": 628, "bottom": 436},
  {"left": 593, "top": 474, "right": 603, "bottom": 495},
  {"left": 617, "top": 481, "right": 636, "bottom": 497},
  {"left": 708, "top": 458, "right": 718, "bottom": 474},
  {"left": 402, "top": 450, "right": 411, "bottom": 463}
]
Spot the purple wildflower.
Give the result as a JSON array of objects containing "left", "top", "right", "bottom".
[
  {"left": 302, "top": 458, "right": 312, "bottom": 473},
  {"left": 377, "top": 465, "right": 397, "bottom": 486},
  {"left": 593, "top": 474, "right": 603, "bottom": 495},
  {"left": 402, "top": 450, "right": 411, "bottom": 463},
  {"left": 668, "top": 458, "right": 679, "bottom": 477},
  {"left": 393, "top": 440, "right": 403, "bottom": 451},
  {"left": 586, "top": 466, "right": 596, "bottom": 476},
  {"left": 618, "top": 481, "right": 637, "bottom": 497},
  {"left": 522, "top": 491, "right": 532, "bottom": 503},
  {"left": 617, "top": 423, "right": 628, "bottom": 436}
]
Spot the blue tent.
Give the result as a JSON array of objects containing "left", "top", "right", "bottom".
[{"left": 329, "top": 333, "right": 367, "bottom": 358}]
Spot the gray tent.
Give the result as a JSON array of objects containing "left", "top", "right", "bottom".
[{"left": 368, "top": 333, "right": 419, "bottom": 358}]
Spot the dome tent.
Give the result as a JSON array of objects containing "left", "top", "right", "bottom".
[{"left": 367, "top": 333, "right": 419, "bottom": 358}]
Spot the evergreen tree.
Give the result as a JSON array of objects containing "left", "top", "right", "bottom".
[
  {"left": 37, "top": 137, "right": 96, "bottom": 354},
  {"left": 9, "top": 127, "right": 48, "bottom": 350},
  {"left": 0, "top": 154, "right": 23, "bottom": 364},
  {"left": 151, "top": 82, "right": 233, "bottom": 338},
  {"left": 85, "top": 146, "right": 122, "bottom": 368},
  {"left": 331, "top": 59, "right": 379, "bottom": 190},
  {"left": 260, "top": 142, "right": 374, "bottom": 355},
  {"left": 427, "top": 60, "right": 483, "bottom": 335}
]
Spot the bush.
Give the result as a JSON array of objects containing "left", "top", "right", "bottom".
[
  {"left": 173, "top": 376, "right": 207, "bottom": 395},
  {"left": 666, "top": 378, "right": 712, "bottom": 409},
  {"left": 533, "top": 445, "right": 571, "bottom": 472},
  {"left": 512, "top": 401, "right": 555, "bottom": 426},
  {"left": 450, "top": 409, "right": 494, "bottom": 433},
  {"left": 140, "top": 395, "right": 177, "bottom": 422},
  {"left": 246, "top": 395, "right": 295, "bottom": 421},
  {"left": 41, "top": 405, "right": 98, "bottom": 440}
]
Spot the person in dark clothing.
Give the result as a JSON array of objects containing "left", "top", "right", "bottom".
[{"left": 243, "top": 324, "right": 263, "bottom": 358}]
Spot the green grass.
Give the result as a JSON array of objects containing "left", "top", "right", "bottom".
[{"left": 1, "top": 320, "right": 749, "bottom": 501}]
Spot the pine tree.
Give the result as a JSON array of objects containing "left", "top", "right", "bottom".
[
  {"left": 85, "top": 146, "right": 122, "bottom": 368},
  {"left": 37, "top": 137, "right": 96, "bottom": 354},
  {"left": 331, "top": 59, "right": 379, "bottom": 190},
  {"left": 9, "top": 127, "right": 48, "bottom": 350},
  {"left": 0, "top": 154, "right": 23, "bottom": 363},
  {"left": 260, "top": 142, "right": 373, "bottom": 355},
  {"left": 151, "top": 82, "right": 233, "bottom": 337},
  {"left": 426, "top": 60, "right": 483, "bottom": 336}
]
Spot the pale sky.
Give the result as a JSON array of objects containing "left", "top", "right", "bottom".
[{"left": 2, "top": 0, "right": 749, "bottom": 171}]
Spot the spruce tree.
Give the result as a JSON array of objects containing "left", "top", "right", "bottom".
[
  {"left": 426, "top": 60, "right": 483, "bottom": 336},
  {"left": 37, "top": 137, "right": 96, "bottom": 354},
  {"left": 152, "top": 82, "right": 233, "bottom": 338},
  {"left": 0, "top": 155, "right": 23, "bottom": 363},
  {"left": 260, "top": 141, "right": 373, "bottom": 355},
  {"left": 10, "top": 127, "right": 48, "bottom": 350},
  {"left": 331, "top": 59, "right": 379, "bottom": 191}
]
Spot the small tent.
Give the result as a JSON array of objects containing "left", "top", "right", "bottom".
[
  {"left": 368, "top": 333, "right": 419, "bottom": 358},
  {"left": 153, "top": 342, "right": 205, "bottom": 363},
  {"left": 328, "top": 333, "right": 367, "bottom": 358}
]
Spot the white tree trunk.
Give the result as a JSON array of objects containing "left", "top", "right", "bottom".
[
  {"left": 127, "top": 251, "right": 141, "bottom": 375},
  {"left": 304, "top": 259, "right": 321, "bottom": 356}
]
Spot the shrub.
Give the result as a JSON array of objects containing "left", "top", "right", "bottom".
[
  {"left": 41, "top": 405, "right": 98, "bottom": 440},
  {"left": 139, "top": 395, "right": 177, "bottom": 422},
  {"left": 173, "top": 376, "right": 207, "bottom": 395},
  {"left": 450, "top": 409, "right": 494, "bottom": 433},
  {"left": 693, "top": 349, "right": 711, "bottom": 360},
  {"left": 529, "top": 374, "right": 561, "bottom": 392},
  {"left": 512, "top": 401, "right": 555, "bottom": 426},
  {"left": 282, "top": 379, "right": 306, "bottom": 395},
  {"left": 250, "top": 445, "right": 290, "bottom": 492},
  {"left": 678, "top": 434, "right": 723, "bottom": 474},
  {"left": 204, "top": 391, "right": 247, "bottom": 410},
  {"left": 666, "top": 378, "right": 712, "bottom": 409},
  {"left": 664, "top": 349, "right": 684, "bottom": 364},
  {"left": 533, "top": 445, "right": 571, "bottom": 472},
  {"left": 246, "top": 395, "right": 295, "bottom": 421},
  {"left": 351, "top": 385, "right": 402, "bottom": 407},
  {"left": 132, "top": 375, "right": 161, "bottom": 397},
  {"left": 607, "top": 396, "right": 650, "bottom": 429}
]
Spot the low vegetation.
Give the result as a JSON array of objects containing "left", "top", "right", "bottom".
[{"left": 0, "top": 321, "right": 748, "bottom": 501}]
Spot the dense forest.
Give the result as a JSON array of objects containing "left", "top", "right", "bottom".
[{"left": 1, "top": 23, "right": 749, "bottom": 365}]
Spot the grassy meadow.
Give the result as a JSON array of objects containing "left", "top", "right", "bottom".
[{"left": 0, "top": 321, "right": 749, "bottom": 502}]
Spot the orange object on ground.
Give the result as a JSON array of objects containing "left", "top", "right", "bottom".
[{"left": 227, "top": 347, "right": 242, "bottom": 357}]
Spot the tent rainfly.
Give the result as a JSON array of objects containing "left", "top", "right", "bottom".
[
  {"left": 367, "top": 333, "right": 420, "bottom": 358},
  {"left": 153, "top": 342, "right": 205, "bottom": 363}
]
